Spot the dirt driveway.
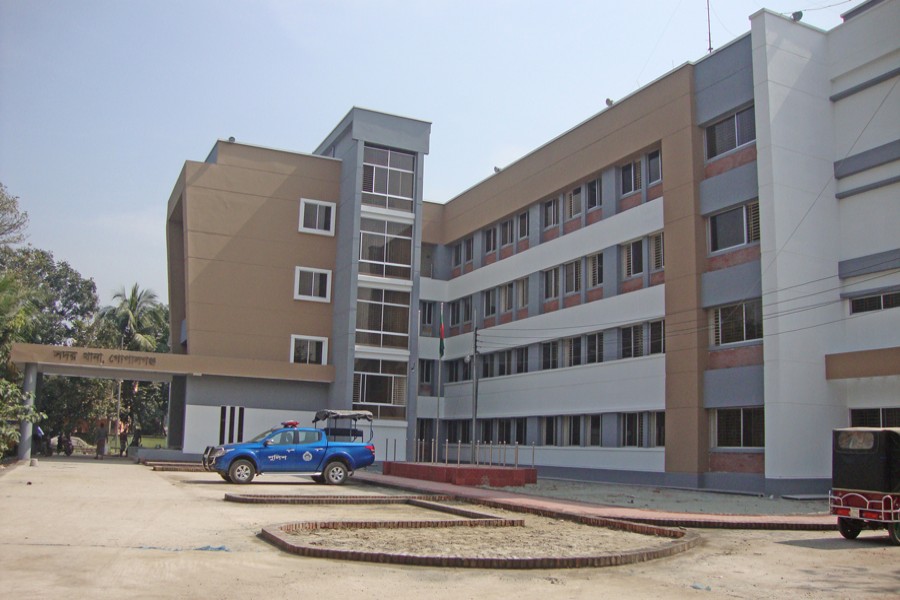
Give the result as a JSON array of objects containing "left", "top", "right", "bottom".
[{"left": 1, "top": 457, "right": 897, "bottom": 599}]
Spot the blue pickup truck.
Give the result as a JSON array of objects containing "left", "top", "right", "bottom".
[{"left": 201, "top": 410, "right": 376, "bottom": 485}]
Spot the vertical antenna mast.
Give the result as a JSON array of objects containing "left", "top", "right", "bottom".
[{"left": 707, "top": 0, "right": 713, "bottom": 53}]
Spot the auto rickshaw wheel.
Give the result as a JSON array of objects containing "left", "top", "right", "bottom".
[
  {"left": 888, "top": 522, "right": 900, "bottom": 546},
  {"left": 838, "top": 517, "right": 862, "bottom": 539}
]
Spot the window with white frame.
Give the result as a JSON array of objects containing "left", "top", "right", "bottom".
[
  {"left": 563, "top": 415, "right": 581, "bottom": 446},
  {"left": 543, "top": 197, "right": 559, "bottom": 228},
  {"left": 564, "top": 260, "right": 581, "bottom": 295},
  {"left": 500, "top": 219, "right": 514, "bottom": 246},
  {"left": 589, "top": 252, "right": 603, "bottom": 288},
  {"left": 355, "top": 287, "right": 410, "bottom": 349},
  {"left": 420, "top": 301, "right": 434, "bottom": 327},
  {"left": 565, "top": 186, "right": 582, "bottom": 220},
  {"left": 452, "top": 243, "right": 462, "bottom": 267},
  {"left": 353, "top": 359, "right": 408, "bottom": 406},
  {"left": 623, "top": 239, "right": 644, "bottom": 278},
  {"left": 449, "top": 300, "right": 461, "bottom": 327},
  {"left": 709, "top": 201, "right": 759, "bottom": 253},
  {"left": 622, "top": 412, "right": 643, "bottom": 447},
  {"left": 418, "top": 359, "right": 433, "bottom": 385},
  {"left": 518, "top": 211, "right": 530, "bottom": 239},
  {"left": 714, "top": 407, "right": 763, "bottom": 448},
  {"left": 543, "top": 268, "right": 559, "bottom": 300},
  {"left": 649, "top": 320, "right": 665, "bottom": 355},
  {"left": 517, "top": 277, "right": 529, "bottom": 309},
  {"left": 706, "top": 106, "right": 756, "bottom": 159},
  {"left": 563, "top": 336, "right": 582, "bottom": 367},
  {"left": 586, "top": 332, "right": 604, "bottom": 363},
  {"left": 622, "top": 324, "right": 644, "bottom": 358},
  {"left": 712, "top": 300, "right": 762, "bottom": 346},
  {"left": 850, "top": 290, "right": 900, "bottom": 314},
  {"left": 299, "top": 198, "right": 336, "bottom": 236},
  {"left": 359, "top": 217, "right": 413, "bottom": 279},
  {"left": 484, "top": 227, "right": 497, "bottom": 253},
  {"left": 499, "top": 282, "right": 514, "bottom": 313},
  {"left": 650, "top": 232, "right": 665, "bottom": 271},
  {"left": 647, "top": 150, "right": 661, "bottom": 184},
  {"left": 586, "top": 178, "right": 602, "bottom": 210},
  {"left": 464, "top": 237, "right": 474, "bottom": 263},
  {"left": 290, "top": 335, "right": 327, "bottom": 365},
  {"left": 483, "top": 288, "right": 497, "bottom": 318},
  {"left": 361, "top": 145, "right": 416, "bottom": 212},
  {"left": 497, "top": 350, "right": 513, "bottom": 376},
  {"left": 621, "top": 159, "right": 642, "bottom": 195},
  {"left": 461, "top": 296, "right": 472, "bottom": 323},
  {"left": 541, "top": 341, "right": 559, "bottom": 370},
  {"left": 294, "top": 267, "right": 331, "bottom": 302}
]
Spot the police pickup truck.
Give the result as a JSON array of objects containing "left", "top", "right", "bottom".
[{"left": 201, "top": 410, "right": 376, "bottom": 485}]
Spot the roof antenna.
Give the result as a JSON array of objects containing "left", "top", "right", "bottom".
[{"left": 706, "top": 0, "right": 713, "bottom": 53}]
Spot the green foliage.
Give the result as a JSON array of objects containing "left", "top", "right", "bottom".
[
  {"left": 99, "top": 284, "right": 164, "bottom": 352},
  {"left": 0, "top": 183, "right": 29, "bottom": 247},
  {"left": 0, "top": 379, "right": 44, "bottom": 454},
  {"left": 37, "top": 375, "right": 114, "bottom": 437}
]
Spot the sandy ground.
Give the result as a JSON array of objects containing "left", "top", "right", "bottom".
[{"left": 1, "top": 457, "right": 898, "bottom": 599}]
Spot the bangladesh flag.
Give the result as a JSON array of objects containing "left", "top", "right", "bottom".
[{"left": 439, "top": 302, "right": 445, "bottom": 358}]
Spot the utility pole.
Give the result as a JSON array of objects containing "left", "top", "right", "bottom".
[{"left": 470, "top": 308, "right": 479, "bottom": 463}]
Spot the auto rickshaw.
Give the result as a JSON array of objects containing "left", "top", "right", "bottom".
[{"left": 829, "top": 427, "right": 900, "bottom": 545}]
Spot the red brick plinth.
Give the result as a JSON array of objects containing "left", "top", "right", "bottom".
[{"left": 383, "top": 462, "right": 537, "bottom": 487}]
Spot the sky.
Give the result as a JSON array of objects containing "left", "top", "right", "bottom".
[{"left": 0, "top": 0, "right": 862, "bottom": 307}]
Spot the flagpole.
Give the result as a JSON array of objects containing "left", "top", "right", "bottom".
[{"left": 436, "top": 302, "right": 444, "bottom": 463}]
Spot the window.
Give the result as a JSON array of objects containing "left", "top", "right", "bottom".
[
  {"left": 355, "top": 287, "right": 410, "bottom": 349},
  {"left": 515, "top": 417, "right": 527, "bottom": 445},
  {"left": 622, "top": 324, "right": 644, "bottom": 358},
  {"left": 499, "top": 282, "right": 514, "bottom": 313},
  {"left": 483, "top": 288, "right": 497, "bottom": 318},
  {"left": 299, "top": 199, "right": 335, "bottom": 236},
  {"left": 563, "top": 336, "right": 582, "bottom": 367},
  {"left": 464, "top": 237, "right": 474, "bottom": 263},
  {"left": 709, "top": 202, "right": 760, "bottom": 253},
  {"left": 621, "top": 159, "right": 642, "bottom": 195},
  {"left": 452, "top": 243, "right": 462, "bottom": 267},
  {"left": 500, "top": 219, "right": 514, "bottom": 246},
  {"left": 851, "top": 408, "right": 900, "bottom": 427},
  {"left": 450, "top": 300, "right": 461, "bottom": 327},
  {"left": 714, "top": 407, "right": 764, "bottom": 448},
  {"left": 622, "top": 413, "right": 642, "bottom": 447},
  {"left": 649, "top": 320, "right": 665, "bottom": 355},
  {"left": 586, "top": 178, "right": 602, "bottom": 209},
  {"left": 850, "top": 291, "right": 900, "bottom": 314},
  {"left": 651, "top": 411, "right": 665, "bottom": 447},
  {"left": 542, "top": 417, "right": 556, "bottom": 445},
  {"left": 447, "top": 419, "right": 471, "bottom": 444},
  {"left": 706, "top": 106, "right": 756, "bottom": 159},
  {"left": 588, "top": 415, "right": 601, "bottom": 446},
  {"left": 294, "top": 267, "right": 331, "bottom": 302},
  {"left": 497, "top": 350, "right": 513, "bottom": 376},
  {"left": 564, "top": 260, "right": 582, "bottom": 295},
  {"left": 461, "top": 296, "right": 472, "bottom": 323},
  {"left": 353, "top": 359, "right": 407, "bottom": 407},
  {"left": 484, "top": 227, "right": 497, "bottom": 253},
  {"left": 516, "top": 347, "right": 529, "bottom": 373},
  {"left": 420, "top": 302, "right": 434, "bottom": 327},
  {"left": 482, "top": 354, "right": 494, "bottom": 378},
  {"left": 543, "top": 197, "right": 559, "bottom": 228},
  {"left": 418, "top": 359, "right": 433, "bottom": 385},
  {"left": 586, "top": 332, "right": 604, "bottom": 363},
  {"left": 517, "top": 277, "right": 529, "bottom": 309},
  {"left": 543, "top": 268, "right": 559, "bottom": 300},
  {"left": 647, "top": 150, "right": 661, "bottom": 184},
  {"left": 449, "top": 297, "right": 472, "bottom": 327},
  {"left": 518, "top": 211, "right": 530, "bottom": 239},
  {"left": 650, "top": 232, "right": 665, "bottom": 271},
  {"left": 589, "top": 253, "right": 603, "bottom": 287},
  {"left": 359, "top": 217, "right": 413, "bottom": 279},
  {"left": 563, "top": 415, "right": 581, "bottom": 446},
  {"left": 623, "top": 240, "right": 643, "bottom": 278},
  {"left": 565, "top": 186, "right": 582, "bottom": 220},
  {"left": 541, "top": 341, "right": 559, "bottom": 370},
  {"left": 361, "top": 146, "right": 416, "bottom": 212},
  {"left": 362, "top": 146, "right": 415, "bottom": 212},
  {"left": 713, "top": 300, "right": 763, "bottom": 346},
  {"left": 290, "top": 335, "right": 327, "bottom": 365}
]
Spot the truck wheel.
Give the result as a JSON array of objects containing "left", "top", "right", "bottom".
[
  {"left": 888, "top": 522, "right": 900, "bottom": 546},
  {"left": 323, "top": 461, "right": 348, "bottom": 485},
  {"left": 228, "top": 459, "right": 255, "bottom": 484},
  {"left": 838, "top": 517, "right": 862, "bottom": 540}
]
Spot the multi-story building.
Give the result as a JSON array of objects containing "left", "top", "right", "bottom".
[{"left": 165, "top": 0, "right": 899, "bottom": 494}]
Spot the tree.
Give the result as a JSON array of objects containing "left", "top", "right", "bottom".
[
  {"left": 0, "top": 379, "right": 43, "bottom": 455},
  {"left": 0, "top": 272, "right": 37, "bottom": 379},
  {"left": 0, "top": 183, "right": 28, "bottom": 247},
  {"left": 99, "top": 284, "right": 164, "bottom": 352}
]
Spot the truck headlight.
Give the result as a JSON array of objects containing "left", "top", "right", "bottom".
[{"left": 210, "top": 447, "right": 230, "bottom": 458}]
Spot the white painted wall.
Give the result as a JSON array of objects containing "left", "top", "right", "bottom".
[{"left": 183, "top": 405, "right": 317, "bottom": 454}]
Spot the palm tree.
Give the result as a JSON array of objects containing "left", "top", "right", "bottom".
[{"left": 100, "top": 284, "right": 163, "bottom": 352}]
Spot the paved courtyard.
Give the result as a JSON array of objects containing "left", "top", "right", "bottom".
[{"left": 1, "top": 457, "right": 897, "bottom": 599}]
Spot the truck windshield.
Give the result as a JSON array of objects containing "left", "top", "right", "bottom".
[{"left": 248, "top": 427, "right": 280, "bottom": 443}]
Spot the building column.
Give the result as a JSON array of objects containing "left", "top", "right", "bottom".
[{"left": 17, "top": 363, "right": 38, "bottom": 461}]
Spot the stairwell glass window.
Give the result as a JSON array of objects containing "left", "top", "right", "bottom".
[
  {"left": 299, "top": 199, "right": 336, "bottom": 236},
  {"left": 709, "top": 201, "right": 760, "bottom": 253},
  {"left": 353, "top": 359, "right": 408, "bottom": 408},
  {"left": 294, "top": 267, "right": 331, "bottom": 303},
  {"left": 359, "top": 217, "right": 413, "bottom": 279},
  {"left": 712, "top": 299, "right": 763, "bottom": 346},
  {"left": 290, "top": 335, "right": 327, "bottom": 365},
  {"left": 706, "top": 106, "right": 756, "bottom": 160},
  {"left": 621, "top": 159, "right": 642, "bottom": 195},
  {"left": 361, "top": 146, "right": 416, "bottom": 212},
  {"left": 355, "top": 287, "right": 410, "bottom": 349}
]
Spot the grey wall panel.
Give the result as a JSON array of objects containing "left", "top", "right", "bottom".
[
  {"left": 694, "top": 35, "right": 754, "bottom": 125},
  {"left": 838, "top": 247, "right": 900, "bottom": 278},
  {"left": 186, "top": 375, "right": 328, "bottom": 411},
  {"left": 699, "top": 161, "right": 759, "bottom": 215},
  {"left": 701, "top": 260, "right": 762, "bottom": 308},
  {"left": 834, "top": 139, "right": 900, "bottom": 179},
  {"left": 601, "top": 413, "right": 619, "bottom": 447},
  {"left": 703, "top": 365, "right": 764, "bottom": 408}
]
